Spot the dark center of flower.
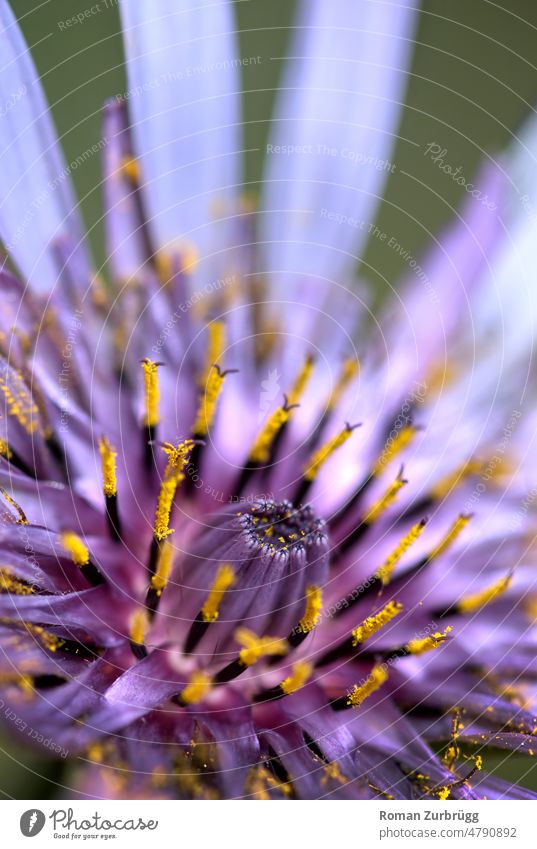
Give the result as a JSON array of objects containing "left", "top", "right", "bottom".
[{"left": 237, "top": 498, "right": 327, "bottom": 562}]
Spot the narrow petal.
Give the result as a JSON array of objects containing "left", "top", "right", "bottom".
[
  {"left": 119, "top": 0, "right": 242, "bottom": 267},
  {"left": 261, "top": 0, "right": 418, "bottom": 287},
  {"left": 0, "top": 0, "right": 90, "bottom": 292}
]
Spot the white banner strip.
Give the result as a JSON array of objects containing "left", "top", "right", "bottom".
[{"left": 2, "top": 799, "right": 536, "bottom": 847}]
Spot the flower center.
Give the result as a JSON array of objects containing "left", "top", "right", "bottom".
[{"left": 237, "top": 498, "right": 327, "bottom": 562}]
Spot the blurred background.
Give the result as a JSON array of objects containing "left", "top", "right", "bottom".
[{"left": 2, "top": 0, "right": 537, "bottom": 797}]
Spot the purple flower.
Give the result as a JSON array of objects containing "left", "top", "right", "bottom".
[{"left": 1, "top": 0, "right": 537, "bottom": 800}]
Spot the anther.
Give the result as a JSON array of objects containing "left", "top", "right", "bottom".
[
  {"left": 61, "top": 532, "right": 104, "bottom": 586},
  {"left": 99, "top": 436, "right": 122, "bottom": 542}
]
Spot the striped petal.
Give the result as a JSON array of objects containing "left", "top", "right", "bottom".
[
  {"left": 0, "top": 0, "right": 90, "bottom": 292},
  {"left": 261, "top": 0, "right": 418, "bottom": 288}
]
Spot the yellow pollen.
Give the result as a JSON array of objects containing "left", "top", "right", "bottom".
[
  {"left": 180, "top": 672, "right": 212, "bottom": 705},
  {"left": 0, "top": 488, "right": 28, "bottom": 524},
  {"left": 0, "top": 369, "right": 41, "bottom": 434},
  {"left": 429, "top": 514, "right": 472, "bottom": 560},
  {"left": 437, "top": 786, "right": 451, "bottom": 800},
  {"left": 192, "top": 365, "right": 226, "bottom": 436},
  {"left": 130, "top": 609, "right": 149, "bottom": 646},
  {"left": 0, "top": 568, "right": 34, "bottom": 595},
  {"left": 249, "top": 404, "right": 293, "bottom": 465},
  {"left": 99, "top": 436, "right": 117, "bottom": 498},
  {"left": 201, "top": 564, "right": 236, "bottom": 622},
  {"left": 120, "top": 155, "right": 140, "bottom": 183},
  {"left": 376, "top": 520, "right": 427, "bottom": 585},
  {"left": 199, "top": 321, "right": 226, "bottom": 386},
  {"left": 303, "top": 423, "right": 357, "bottom": 482},
  {"left": 364, "top": 472, "right": 408, "bottom": 524},
  {"left": 141, "top": 359, "right": 161, "bottom": 428},
  {"left": 373, "top": 425, "right": 417, "bottom": 476},
  {"left": 347, "top": 664, "right": 388, "bottom": 708},
  {"left": 61, "top": 532, "right": 89, "bottom": 566},
  {"left": 0, "top": 672, "right": 34, "bottom": 697},
  {"left": 235, "top": 628, "right": 288, "bottom": 667},
  {"left": 287, "top": 356, "right": 315, "bottom": 406},
  {"left": 321, "top": 761, "right": 348, "bottom": 786},
  {"left": 24, "top": 622, "right": 64, "bottom": 653},
  {"left": 153, "top": 440, "right": 196, "bottom": 540},
  {"left": 298, "top": 585, "right": 323, "bottom": 633},
  {"left": 352, "top": 601, "right": 403, "bottom": 645},
  {"left": 151, "top": 540, "right": 175, "bottom": 596},
  {"left": 407, "top": 627, "right": 452, "bottom": 656},
  {"left": 326, "top": 358, "right": 360, "bottom": 412},
  {"left": 430, "top": 458, "right": 483, "bottom": 499},
  {"left": 457, "top": 574, "right": 512, "bottom": 614},
  {"left": 280, "top": 661, "right": 312, "bottom": 695}
]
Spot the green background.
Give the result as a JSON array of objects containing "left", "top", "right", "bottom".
[{"left": 2, "top": 0, "right": 537, "bottom": 797}]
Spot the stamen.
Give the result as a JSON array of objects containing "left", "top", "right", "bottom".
[
  {"left": 376, "top": 519, "right": 428, "bottom": 586},
  {"left": 201, "top": 564, "right": 236, "bottom": 622},
  {"left": 0, "top": 487, "right": 28, "bottom": 524},
  {"left": 99, "top": 436, "right": 121, "bottom": 542},
  {"left": 352, "top": 601, "right": 403, "bottom": 645},
  {"left": 428, "top": 514, "right": 472, "bottom": 560},
  {"left": 372, "top": 424, "right": 417, "bottom": 476},
  {"left": 406, "top": 626, "right": 452, "bottom": 655},
  {"left": 430, "top": 458, "right": 483, "bottom": 499},
  {"left": 249, "top": 396, "right": 299, "bottom": 465},
  {"left": 120, "top": 155, "right": 140, "bottom": 183},
  {"left": 317, "top": 601, "right": 403, "bottom": 667},
  {"left": 155, "top": 241, "right": 199, "bottom": 282},
  {"left": 153, "top": 440, "right": 196, "bottom": 541},
  {"left": 0, "top": 440, "right": 12, "bottom": 460},
  {"left": 332, "top": 664, "right": 388, "bottom": 710},
  {"left": 141, "top": 359, "right": 162, "bottom": 468},
  {"left": 61, "top": 531, "right": 89, "bottom": 566},
  {"left": 338, "top": 468, "right": 408, "bottom": 555},
  {"left": 303, "top": 422, "right": 359, "bottom": 483},
  {"left": 0, "top": 568, "right": 34, "bottom": 595},
  {"left": 457, "top": 574, "right": 512, "bottom": 614},
  {"left": 253, "top": 661, "right": 313, "bottom": 703},
  {"left": 364, "top": 468, "right": 408, "bottom": 524},
  {"left": 62, "top": 532, "right": 104, "bottom": 587},
  {"left": 442, "top": 709, "right": 461, "bottom": 769},
  {"left": 0, "top": 367, "right": 41, "bottom": 434},
  {"left": 141, "top": 359, "right": 161, "bottom": 429},
  {"left": 99, "top": 436, "right": 117, "bottom": 497},
  {"left": 23, "top": 622, "right": 64, "bottom": 653},
  {"left": 177, "top": 672, "right": 212, "bottom": 706},
  {"left": 129, "top": 609, "right": 149, "bottom": 660},
  {"left": 298, "top": 586, "right": 323, "bottom": 634},
  {"left": 183, "top": 562, "right": 236, "bottom": 654},
  {"left": 236, "top": 628, "right": 288, "bottom": 667},
  {"left": 199, "top": 321, "right": 226, "bottom": 387},
  {"left": 280, "top": 661, "right": 313, "bottom": 695},
  {"left": 192, "top": 365, "right": 236, "bottom": 437},
  {"left": 326, "top": 358, "right": 360, "bottom": 413},
  {"left": 150, "top": 540, "right": 175, "bottom": 597}
]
